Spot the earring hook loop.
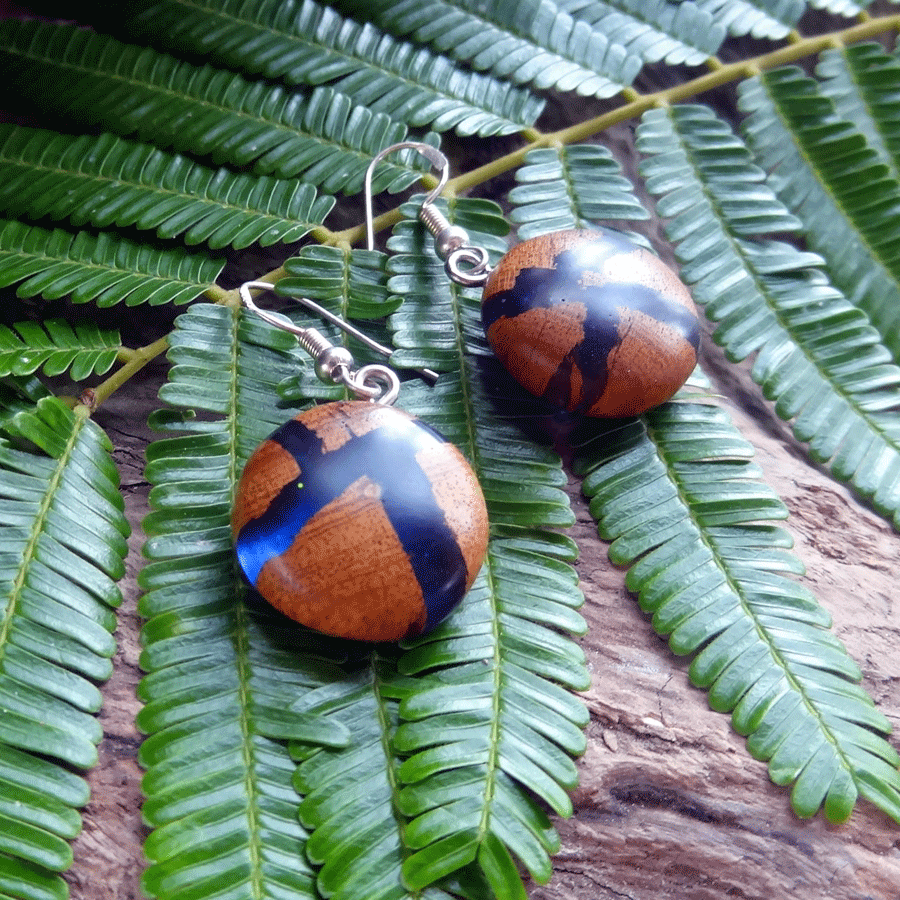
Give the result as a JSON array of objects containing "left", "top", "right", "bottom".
[
  {"left": 238, "top": 280, "right": 401, "bottom": 404},
  {"left": 364, "top": 141, "right": 450, "bottom": 251},
  {"left": 365, "top": 141, "right": 492, "bottom": 287}
]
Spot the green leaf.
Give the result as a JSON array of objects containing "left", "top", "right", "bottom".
[
  {"left": 0, "top": 319, "right": 121, "bottom": 380},
  {"left": 738, "top": 62, "right": 900, "bottom": 358},
  {"left": 0, "top": 218, "right": 222, "bottom": 306},
  {"left": 638, "top": 102, "right": 900, "bottom": 527},
  {"left": 0, "top": 397, "right": 128, "bottom": 897},
  {"left": 816, "top": 42, "right": 900, "bottom": 180},
  {"left": 576, "top": 390, "right": 900, "bottom": 824},
  {"left": 0, "top": 125, "right": 336, "bottom": 250}
]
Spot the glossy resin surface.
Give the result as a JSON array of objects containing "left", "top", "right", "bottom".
[
  {"left": 482, "top": 228, "right": 701, "bottom": 417},
  {"left": 232, "top": 401, "right": 488, "bottom": 642}
]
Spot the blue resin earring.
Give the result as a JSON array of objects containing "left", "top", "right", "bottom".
[
  {"left": 367, "top": 142, "right": 702, "bottom": 418},
  {"left": 232, "top": 282, "right": 488, "bottom": 643}
]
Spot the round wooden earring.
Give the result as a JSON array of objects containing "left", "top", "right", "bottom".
[
  {"left": 364, "top": 143, "right": 702, "bottom": 418},
  {"left": 232, "top": 401, "right": 488, "bottom": 643},
  {"left": 479, "top": 228, "right": 701, "bottom": 418},
  {"left": 233, "top": 283, "right": 488, "bottom": 643}
]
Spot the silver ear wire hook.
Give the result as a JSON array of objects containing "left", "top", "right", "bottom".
[
  {"left": 239, "top": 280, "right": 401, "bottom": 405},
  {"left": 364, "top": 142, "right": 492, "bottom": 287},
  {"left": 365, "top": 141, "right": 449, "bottom": 252}
]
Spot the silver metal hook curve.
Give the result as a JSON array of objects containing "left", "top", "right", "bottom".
[
  {"left": 238, "top": 280, "right": 401, "bottom": 404},
  {"left": 239, "top": 280, "right": 394, "bottom": 359},
  {"left": 364, "top": 141, "right": 450, "bottom": 251}
]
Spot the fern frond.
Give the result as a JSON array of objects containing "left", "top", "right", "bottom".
[
  {"left": 114, "top": 0, "right": 545, "bottom": 137},
  {"left": 692, "top": 0, "right": 804, "bottom": 39},
  {"left": 0, "top": 397, "right": 128, "bottom": 899},
  {"left": 0, "top": 319, "right": 120, "bottom": 380},
  {"left": 139, "top": 303, "right": 353, "bottom": 900},
  {"left": 382, "top": 200, "right": 588, "bottom": 895},
  {"left": 738, "top": 64, "right": 900, "bottom": 357},
  {"left": 341, "top": 0, "right": 642, "bottom": 98},
  {"left": 574, "top": 392, "right": 900, "bottom": 824},
  {"left": 0, "top": 126, "right": 335, "bottom": 250},
  {"left": 0, "top": 218, "right": 222, "bottom": 307},
  {"left": 0, "top": 20, "right": 430, "bottom": 195},
  {"left": 638, "top": 103, "right": 900, "bottom": 526},
  {"left": 816, "top": 43, "right": 900, "bottom": 188},
  {"left": 507, "top": 143, "right": 650, "bottom": 240},
  {"left": 555, "top": 0, "right": 725, "bottom": 66}
]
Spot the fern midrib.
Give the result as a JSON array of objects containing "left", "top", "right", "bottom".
[
  {"left": 441, "top": 193, "right": 503, "bottom": 857},
  {"left": 228, "top": 304, "right": 265, "bottom": 898},
  {"left": 648, "top": 418, "right": 861, "bottom": 779},
  {"left": 0, "top": 404, "right": 88, "bottom": 664},
  {"left": 232, "top": 595, "right": 266, "bottom": 900},
  {"left": 557, "top": 144, "right": 586, "bottom": 227},
  {"left": 447, "top": 194, "right": 484, "bottom": 473},
  {"left": 477, "top": 547, "right": 504, "bottom": 854}
]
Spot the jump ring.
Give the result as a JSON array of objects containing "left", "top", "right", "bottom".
[
  {"left": 338, "top": 363, "right": 401, "bottom": 405},
  {"left": 446, "top": 246, "right": 492, "bottom": 287}
]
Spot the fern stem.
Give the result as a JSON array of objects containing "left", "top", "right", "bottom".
[
  {"left": 233, "top": 597, "right": 266, "bottom": 900},
  {"left": 87, "top": 334, "right": 169, "bottom": 410},
  {"left": 116, "top": 347, "right": 139, "bottom": 363},
  {"left": 550, "top": 14, "right": 900, "bottom": 148},
  {"left": 204, "top": 282, "right": 230, "bottom": 303}
]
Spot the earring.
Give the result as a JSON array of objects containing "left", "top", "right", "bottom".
[
  {"left": 366, "top": 142, "right": 702, "bottom": 418},
  {"left": 232, "top": 282, "right": 489, "bottom": 643}
]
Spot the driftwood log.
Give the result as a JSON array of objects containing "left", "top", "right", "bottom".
[{"left": 66, "top": 313, "right": 900, "bottom": 900}]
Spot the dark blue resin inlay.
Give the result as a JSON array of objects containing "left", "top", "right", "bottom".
[{"left": 234, "top": 409, "right": 468, "bottom": 629}]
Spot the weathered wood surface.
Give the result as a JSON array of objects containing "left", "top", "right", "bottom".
[{"left": 67, "top": 328, "right": 900, "bottom": 900}]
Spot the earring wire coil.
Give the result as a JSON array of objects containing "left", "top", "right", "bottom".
[
  {"left": 364, "top": 141, "right": 493, "bottom": 287},
  {"left": 239, "top": 280, "right": 401, "bottom": 405}
]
